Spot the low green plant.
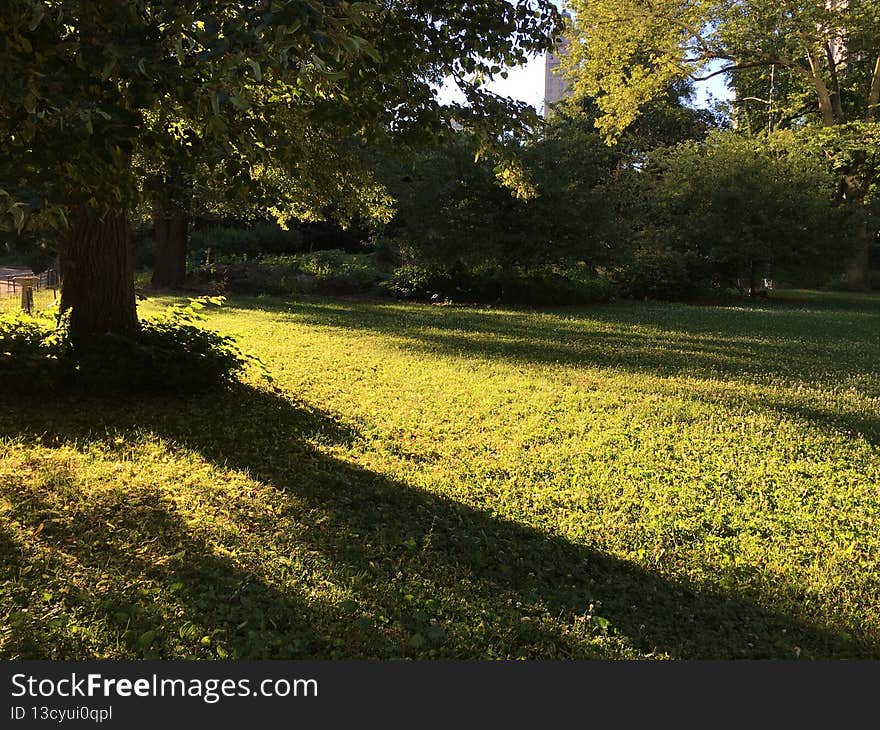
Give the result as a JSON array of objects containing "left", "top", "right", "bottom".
[
  {"left": 190, "top": 223, "right": 304, "bottom": 264},
  {"left": 196, "top": 251, "right": 384, "bottom": 297},
  {"left": 0, "top": 310, "right": 67, "bottom": 388},
  {"left": 0, "top": 298, "right": 263, "bottom": 393},
  {"left": 612, "top": 240, "right": 703, "bottom": 300},
  {"left": 3, "top": 292, "right": 879, "bottom": 659},
  {"left": 383, "top": 262, "right": 617, "bottom": 305},
  {"left": 72, "top": 297, "right": 266, "bottom": 392}
]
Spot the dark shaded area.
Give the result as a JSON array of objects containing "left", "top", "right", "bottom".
[
  {"left": 224, "top": 296, "right": 880, "bottom": 393},
  {"left": 249, "top": 296, "right": 880, "bottom": 449},
  {"left": 2, "top": 385, "right": 876, "bottom": 659},
  {"left": 1, "top": 482, "right": 341, "bottom": 659}
]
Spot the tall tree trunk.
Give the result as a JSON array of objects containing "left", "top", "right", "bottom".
[
  {"left": 59, "top": 204, "right": 139, "bottom": 341},
  {"left": 150, "top": 162, "right": 191, "bottom": 289},
  {"left": 151, "top": 199, "right": 188, "bottom": 288},
  {"left": 845, "top": 222, "right": 873, "bottom": 290},
  {"left": 867, "top": 54, "right": 880, "bottom": 122}
]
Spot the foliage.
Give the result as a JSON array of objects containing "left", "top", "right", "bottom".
[
  {"left": 73, "top": 298, "right": 261, "bottom": 392},
  {"left": 562, "top": 0, "right": 880, "bottom": 292},
  {"left": 285, "top": 250, "right": 381, "bottom": 281},
  {"left": 614, "top": 131, "right": 852, "bottom": 295},
  {"left": 612, "top": 240, "right": 703, "bottom": 301},
  {"left": 195, "top": 251, "right": 385, "bottom": 297},
  {"left": 0, "top": 229, "right": 56, "bottom": 273},
  {"left": 0, "top": 0, "right": 562, "bottom": 339},
  {"left": 561, "top": 81, "right": 724, "bottom": 164},
  {"left": 0, "top": 298, "right": 257, "bottom": 393},
  {"left": 1, "top": 291, "right": 879, "bottom": 659},
  {"left": 383, "top": 261, "right": 618, "bottom": 306},
  {"left": 189, "top": 224, "right": 305, "bottom": 264},
  {"left": 379, "top": 124, "right": 617, "bottom": 272},
  {"left": 562, "top": 0, "right": 880, "bottom": 139},
  {"left": 796, "top": 122, "right": 880, "bottom": 212},
  {"left": 0, "top": 0, "right": 562, "bottom": 230},
  {"left": 0, "top": 310, "right": 67, "bottom": 388}
]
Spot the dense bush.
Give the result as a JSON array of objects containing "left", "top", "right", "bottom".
[
  {"left": 383, "top": 262, "right": 617, "bottom": 306},
  {"left": 0, "top": 311, "right": 67, "bottom": 388},
  {"left": 190, "top": 223, "right": 305, "bottom": 264},
  {"left": 377, "top": 124, "right": 617, "bottom": 273},
  {"left": 612, "top": 238, "right": 704, "bottom": 301},
  {"left": 0, "top": 299, "right": 258, "bottom": 393},
  {"left": 505, "top": 265, "right": 618, "bottom": 305},
  {"left": 614, "top": 132, "right": 853, "bottom": 297},
  {"left": 194, "top": 251, "right": 385, "bottom": 297}
]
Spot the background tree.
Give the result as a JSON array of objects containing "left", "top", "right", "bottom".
[
  {"left": 562, "top": 0, "right": 880, "bottom": 286},
  {"left": 616, "top": 131, "right": 851, "bottom": 297},
  {"left": 562, "top": 80, "right": 723, "bottom": 168},
  {"left": 379, "top": 120, "right": 616, "bottom": 275},
  {"left": 143, "top": 110, "right": 394, "bottom": 289}
]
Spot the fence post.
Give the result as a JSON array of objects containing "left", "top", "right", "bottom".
[{"left": 20, "top": 278, "right": 35, "bottom": 315}]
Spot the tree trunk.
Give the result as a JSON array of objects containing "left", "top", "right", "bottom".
[
  {"left": 150, "top": 162, "right": 191, "bottom": 289},
  {"left": 59, "top": 205, "right": 139, "bottom": 341},
  {"left": 151, "top": 199, "right": 188, "bottom": 288},
  {"left": 867, "top": 54, "right": 880, "bottom": 122},
  {"left": 844, "top": 224, "right": 873, "bottom": 290}
]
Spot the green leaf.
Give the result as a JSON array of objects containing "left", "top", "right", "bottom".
[{"left": 248, "top": 59, "right": 262, "bottom": 82}]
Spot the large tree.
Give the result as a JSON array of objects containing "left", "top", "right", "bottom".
[
  {"left": 562, "top": 0, "right": 880, "bottom": 286},
  {"left": 378, "top": 120, "right": 617, "bottom": 272},
  {"left": 622, "top": 131, "right": 850, "bottom": 295},
  {"left": 0, "top": 0, "right": 561, "bottom": 339}
]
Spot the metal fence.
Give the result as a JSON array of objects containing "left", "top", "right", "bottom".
[{"left": 0, "top": 270, "right": 60, "bottom": 315}]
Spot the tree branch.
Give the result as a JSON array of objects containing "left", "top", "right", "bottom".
[
  {"left": 690, "top": 62, "right": 770, "bottom": 81},
  {"left": 824, "top": 42, "right": 845, "bottom": 122},
  {"left": 868, "top": 54, "right": 880, "bottom": 122}
]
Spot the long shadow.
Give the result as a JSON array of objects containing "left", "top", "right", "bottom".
[
  {"left": 222, "top": 297, "right": 880, "bottom": 389},
  {"left": 2, "top": 385, "right": 876, "bottom": 658},
  {"left": 0, "top": 456, "right": 393, "bottom": 659},
  {"left": 222, "top": 296, "right": 880, "bottom": 446},
  {"left": 692, "top": 387, "right": 880, "bottom": 449}
]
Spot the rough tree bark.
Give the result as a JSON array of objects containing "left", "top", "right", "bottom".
[
  {"left": 150, "top": 163, "right": 191, "bottom": 289},
  {"left": 845, "top": 218, "right": 874, "bottom": 290},
  {"left": 151, "top": 200, "right": 188, "bottom": 288},
  {"left": 59, "top": 205, "right": 139, "bottom": 340}
]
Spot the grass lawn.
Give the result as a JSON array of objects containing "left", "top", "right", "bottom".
[{"left": 1, "top": 291, "right": 879, "bottom": 659}]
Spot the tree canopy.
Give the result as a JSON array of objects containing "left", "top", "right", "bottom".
[
  {"left": 0, "top": 0, "right": 562, "bottom": 337},
  {"left": 562, "top": 0, "right": 880, "bottom": 140}
]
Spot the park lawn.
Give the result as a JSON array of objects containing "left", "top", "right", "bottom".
[{"left": 1, "top": 293, "right": 879, "bottom": 659}]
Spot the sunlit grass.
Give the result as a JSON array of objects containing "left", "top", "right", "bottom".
[{"left": 1, "top": 291, "right": 879, "bottom": 658}]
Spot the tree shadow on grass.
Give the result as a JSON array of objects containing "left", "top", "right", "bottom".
[
  {"left": 0, "top": 461, "right": 394, "bottom": 659},
  {"left": 1, "top": 385, "right": 876, "bottom": 659},
  {"left": 225, "top": 297, "right": 880, "bottom": 390},
  {"left": 227, "top": 296, "right": 880, "bottom": 447}
]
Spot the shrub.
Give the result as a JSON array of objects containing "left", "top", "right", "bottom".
[
  {"left": 0, "top": 311, "right": 67, "bottom": 388},
  {"left": 613, "top": 242, "right": 702, "bottom": 301},
  {"left": 0, "top": 299, "right": 261, "bottom": 393},
  {"left": 190, "top": 223, "right": 304, "bottom": 263},
  {"left": 381, "top": 264, "right": 455, "bottom": 300},
  {"left": 382, "top": 262, "right": 617, "bottom": 306},
  {"left": 504, "top": 264, "right": 618, "bottom": 305},
  {"left": 72, "top": 298, "right": 262, "bottom": 392},
  {"left": 617, "top": 131, "right": 850, "bottom": 297},
  {"left": 195, "top": 251, "right": 384, "bottom": 297}
]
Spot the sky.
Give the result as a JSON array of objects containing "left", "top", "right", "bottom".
[
  {"left": 440, "top": 54, "right": 734, "bottom": 116},
  {"left": 438, "top": 1, "right": 734, "bottom": 116}
]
